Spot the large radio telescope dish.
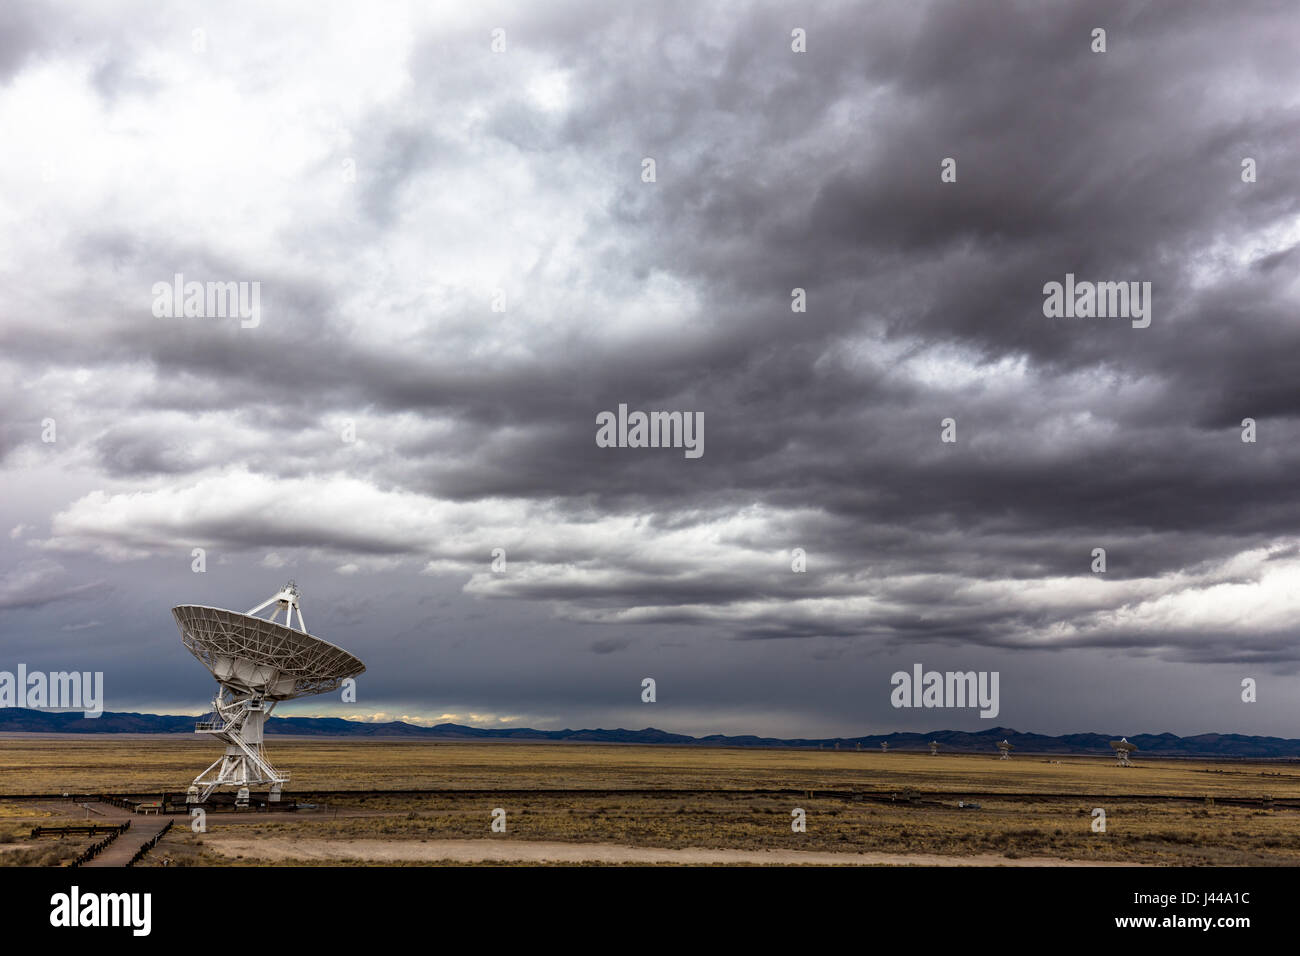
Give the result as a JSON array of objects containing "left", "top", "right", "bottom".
[
  {"left": 1110, "top": 737, "right": 1138, "bottom": 765},
  {"left": 173, "top": 582, "right": 364, "bottom": 805}
]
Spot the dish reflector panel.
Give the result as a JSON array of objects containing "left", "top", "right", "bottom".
[{"left": 173, "top": 603, "right": 364, "bottom": 701}]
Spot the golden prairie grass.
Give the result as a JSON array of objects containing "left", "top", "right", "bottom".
[
  {"left": 155, "top": 793, "right": 1298, "bottom": 866},
  {"left": 2, "top": 735, "right": 1298, "bottom": 798},
  {"left": 5, "top": 736, "right": 1299, "bottom": 866}
]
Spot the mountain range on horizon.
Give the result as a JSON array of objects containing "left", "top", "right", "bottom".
[{"left": 2, "top": 708, "right": 1298, "bottom": 758}]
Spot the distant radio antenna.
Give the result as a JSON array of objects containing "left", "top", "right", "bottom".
[
  {"left": 996, "top": 739, "right": 1014, "bottom": 760},
  {"left": 173, "top": 583, "right": 365, "bottom": 807},
  {"left": 880, "top": 741, "right": 889, "bottom": 753},
  {"left": 1110, "top": 737, "right": 1138, "bottom": 766},
  {"left": 929, "top": 740, "right": 941, "bottom": 756}
]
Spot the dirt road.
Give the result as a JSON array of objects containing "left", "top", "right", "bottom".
[{"left": 203, "top": 836, "right": 1137, "bottom": 866}]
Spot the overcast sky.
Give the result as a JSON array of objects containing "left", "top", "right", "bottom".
[{"left": 2, "top": 0, "right": 1298, "bottom": 739}]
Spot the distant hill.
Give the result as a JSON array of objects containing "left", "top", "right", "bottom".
[{"left": 2, "top": 708, "right": 1299, "bottom": 757}]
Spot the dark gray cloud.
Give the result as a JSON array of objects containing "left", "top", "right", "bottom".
[{"left": 1, "top": 0, "right": 1298, "bottom": 736}]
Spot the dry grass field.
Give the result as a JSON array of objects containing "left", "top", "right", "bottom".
[{"left": 2, "top": 735, "right": 1299, "bottom": 866}]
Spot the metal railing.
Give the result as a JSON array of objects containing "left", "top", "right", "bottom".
[
  {"left": 126, "top": 820, "right": 174, "bottom": 867},
  {"left": 32, "top": 822, "right": 127, "bottom": 838},
  {"left": 67, "top": 821, "right": 131, "bottom": 867}
]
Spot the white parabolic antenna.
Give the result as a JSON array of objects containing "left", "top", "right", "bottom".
[
  {"left": 1110, "top": 736, "right": 1138, "bottom": 765},
  {"left": 173, "top": 582, "right": 365, "bottom": 805}
]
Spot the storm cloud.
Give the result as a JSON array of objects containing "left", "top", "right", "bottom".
[{"left": 2, "top": 0, "right": 1298, "bottom": 736}]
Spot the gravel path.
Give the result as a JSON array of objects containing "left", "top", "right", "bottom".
[{"left": 203, "top": 836, "right": 1139, "bottom": 866}]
